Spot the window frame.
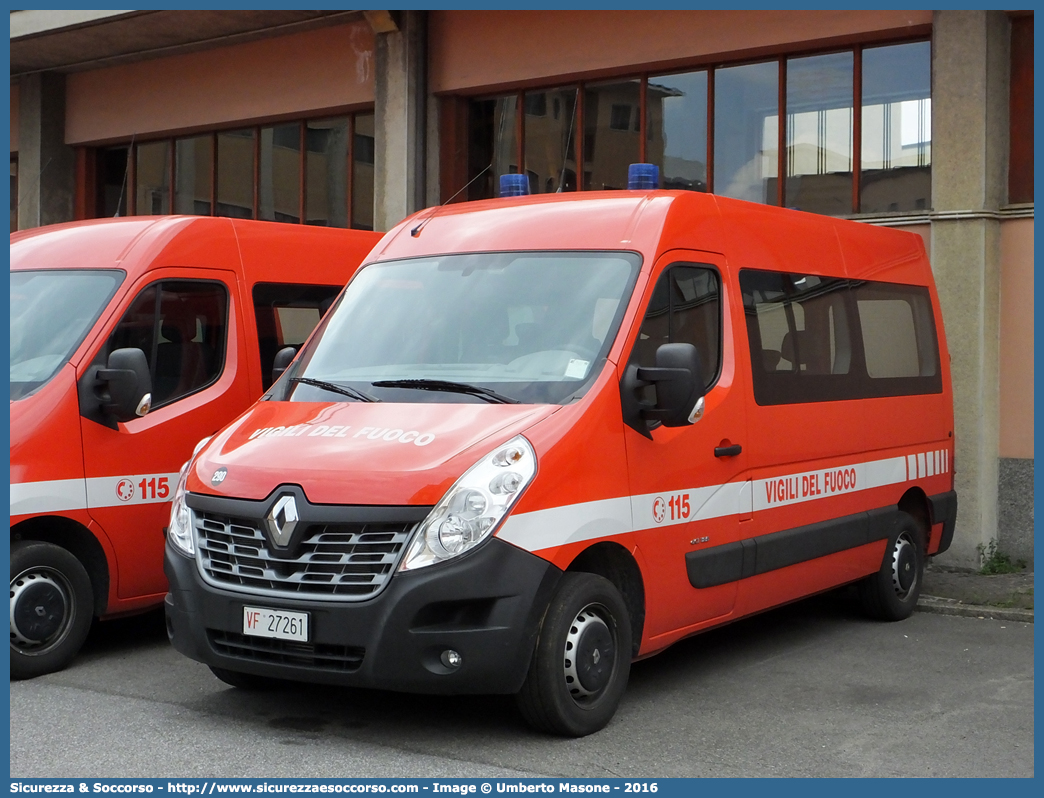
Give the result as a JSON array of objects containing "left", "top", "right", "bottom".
[
  {"left": 459, "top": 34, "right": 932, "bottom": 216},
  {"left": 93, "top": 111, "right": 375, "bottom": 230}
]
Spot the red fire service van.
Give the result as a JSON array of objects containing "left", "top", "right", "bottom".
[
  {"left": 164, "top": 167, "right": 956, "bottom": 736},
  {"left": 10, "top": 216, "right": 380, "bottom": 679}
]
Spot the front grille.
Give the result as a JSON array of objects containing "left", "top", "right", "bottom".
[
  {"left": 195, "top": 511, "right": 415, "bottom": 602},
  {"left": 208, "top": 630, "right": 364, "bottom": 672}
]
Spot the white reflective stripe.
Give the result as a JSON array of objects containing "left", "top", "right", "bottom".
[
  {"left": 85, "top": 473, "right": 181, "bottom": 509},
  {"left": 501, "top": 454, "right": 914, "bottom": 553},
  {"left": 754, "top": 456, "right": 907, "bottom": 511},
  {"left": 497, "top": 496, "right": 632, "bottom": 552},
  {"left": 631, "top": 480, "right": 751, "bottom": 529},
  {"left": 10, "top": 479, "right": 88, "bottom": 517}
]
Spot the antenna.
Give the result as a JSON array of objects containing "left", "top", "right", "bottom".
[
  {"left": 113, "top": 134, "right": 135, "bottom": 217},
  {"left": 410, "top": 162, "right": 492, "bottom": 238},
  {"left": 557, "top": 88, "right": 578, "bottom": 193}
]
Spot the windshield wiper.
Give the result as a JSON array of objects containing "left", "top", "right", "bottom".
[
  {"left": 371, "top": 378, "right": 521, "bottom": 404},
  {"left": 289, "top": 377, "right": 379, "bottom": 403}
]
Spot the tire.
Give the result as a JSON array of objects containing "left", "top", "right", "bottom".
[
  {"left": 10, "top": 541, "right": 95, "bottom": 680},
  {"left": 209, "top": 666, "right": 284, "bottom": 691},
  {"left": 515, "top": 572, "right": 631, "bottom": 737},
  {"left": 858, "top": 512, "right": 925, "bottom": 621}
]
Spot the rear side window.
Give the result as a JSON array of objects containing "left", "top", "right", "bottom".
[
  {"left": 851, "top": 281, "right": 938, "bottom": 379},
  {"left": 253, "top": 283, "right": 342, "bottom": 389},
  {"left": 740, "top": 269, "right": 940, "bottom": 405}
]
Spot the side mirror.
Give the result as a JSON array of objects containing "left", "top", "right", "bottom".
[
  {"left": 621, "top": 343, "right": 705, "bottom": 439},
  {"left": 272, "top": 346, "right": 297, "bottom": 384},
  {"left": 99, "top": 348, "right": 152, "bottom": 423}
]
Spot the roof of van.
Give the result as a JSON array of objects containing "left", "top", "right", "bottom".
[
  {"left": 10, "top": 216, "right": 383, "bottom": 283},
  {"left": 372, "top": 191, "right": 927, "bottom": 283}
]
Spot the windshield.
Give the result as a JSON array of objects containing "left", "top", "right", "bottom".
[
  {"left": 10, "top": 269, "right": 124, "bottom": 400},
  {"left": 290, "top": 251, "right": 641, "bottom": 404}
]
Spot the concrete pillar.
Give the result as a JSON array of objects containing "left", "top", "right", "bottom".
[
  {"left": 373, "top": 10, "right": 427, "bottom": 232},
  {"left": 929, "top": 11, "right": 1010, "bottom": 566},
  {"left": 17, "top": 72, "right": 75, "bottom": 229}
]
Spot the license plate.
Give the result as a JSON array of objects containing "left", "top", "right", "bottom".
[{"left": 242, "top": 606, "right": 309, "bottom": 642}]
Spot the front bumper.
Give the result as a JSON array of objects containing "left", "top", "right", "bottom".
[{"left": 164, "top": 535, "right": 562, "bottom": 694}]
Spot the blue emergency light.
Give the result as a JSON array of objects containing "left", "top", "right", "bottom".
[
  {"left": 499, "top": 173, "right": 530, "bottom": 197},
  {"left": 627, "top": 163, "right": 659, "bottom": 190}
]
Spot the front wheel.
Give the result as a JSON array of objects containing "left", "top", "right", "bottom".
[
  {"left": 858, "top": 512, "right": 925, "bottom": 621},
  {"left": 10, "top": 541, "right": 95, "bottom": 680},
  {"left": 515, "top": 572, "right": 631, "bottom": 737}
]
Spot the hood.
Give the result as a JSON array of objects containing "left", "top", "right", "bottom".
[{"left": 187, "top": 400, "right": 561, "bottom": 506}]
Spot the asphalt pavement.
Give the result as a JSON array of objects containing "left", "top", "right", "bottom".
[{"left": 9, "top": 589, "right": 1034, "bottom": 778}]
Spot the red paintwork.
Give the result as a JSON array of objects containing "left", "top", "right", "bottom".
[
  {"left": 10, "top": 216, "right": 381, "bottom": 617},
  {"left": 189, "top": 191, "right": 955, "bottom": 658}
]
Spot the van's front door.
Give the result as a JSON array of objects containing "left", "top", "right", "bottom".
[
  {"left": 79, "top": 269, "right": 252, "bottom": 602},
  {"left": 621, "top": 252, "right": 751, "bottom": 646}
]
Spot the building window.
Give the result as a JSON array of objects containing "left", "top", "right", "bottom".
[
  {"left": 468, "top": 95, "right": 519, "bottom": 199},
  {"left": 216, "top": 129, "right": 254, "bottom": 219},
  {"left": 136, "top": 141, "right": 171, "bottom": 216},
  {"left": 306, "top": 118, "right": 348, "bottom": 227},
  {"left": 523, "top": 87, "right": 577, "bottom": 194},
  {"left": 860, "top": 41, "right": 932, "bottom": 213},
  {"left": 1009, "top": 14, "right": 1033, "bottom": 204},
  {"left": 714, "top": 61, "right": 779, "bottom": 205},
  {"left": 96, "top": 146, "right": 129, "bottom": 218},
  {"left": 175, "top": 136, "right": 213, "bottom": 216},
  {"left": 463, "top": 39, "right": 930, "bottom": 216},
  {"left": 259, "top": 123, "right": 301, "bottom": 223},
  {"left": 584, "top": 80, "right": 641, "bottom": 190},
  {"left": 97, "top": 112, "right": 375, "bottom": 229},
  {"left": 648, "top": 71, "right": 707, "bottom": 192},
  {"left": 785, "top": 51, "right": 854, "bottom": 216},
  {"left": 352, "top": 114, "right": 376, "bottom": 230}
]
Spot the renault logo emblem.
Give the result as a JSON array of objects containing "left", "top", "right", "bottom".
[{"left": 264, "top": 495, "right": 299, "bottom": 548}]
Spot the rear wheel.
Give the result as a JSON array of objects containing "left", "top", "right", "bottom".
[
  {"left": 859, "top": 512, "right": 925, "bottom": 621},
  {"left": 209, "top": 666, "right": 284, "bottom": 691},
  {"left": 515, "top": 572, "right": 631, "bottom": 737},
  {"left": 10, "top": 541, "right": 95, "bottom": 680}
]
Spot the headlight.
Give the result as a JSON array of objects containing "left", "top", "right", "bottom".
[
  {"left": 167, "top": 464, "right": 194, "bottom": 556},
  {"left": 400, "top": 435, "right": 537, "bottom": 571},
  {"left": 167, "top": 436, "right": 211, "bottom": 556}
]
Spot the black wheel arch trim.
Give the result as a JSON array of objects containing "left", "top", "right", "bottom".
[
  {"left": 685, "top": 505, "right": 906, "bottom": 589},
  {"left": 928, "top": 491, "right": 958, "bottom": 555}
]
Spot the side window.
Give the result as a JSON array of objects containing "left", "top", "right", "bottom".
[
  {"left": 106, "top": 280, "right": 229, "bottom": 408},
  {"left": 748, "top": 272, "right": 851, "bottom": 377},
  {"left": 629, "top": 264, "right": 721, "bottom": 391},
  {"left": 253, "top": 283, "right": 342, "bottom": 389},
  {"left": 740, "top": 269, "right": 941, "bottom": 404}
]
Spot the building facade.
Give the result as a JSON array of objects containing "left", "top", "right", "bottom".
[{"left": 9, "top": 9, "right": 1034, "bottom": 567}]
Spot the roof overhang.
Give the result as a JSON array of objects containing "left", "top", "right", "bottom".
[{"left": 10, "top": 9, "right": 365, "bottom": 77}]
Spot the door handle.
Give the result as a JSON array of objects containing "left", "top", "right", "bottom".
[{"left": 714, "top": 444, "right": 742, "bottom": 458}]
